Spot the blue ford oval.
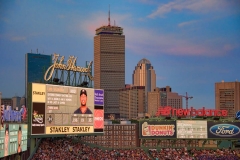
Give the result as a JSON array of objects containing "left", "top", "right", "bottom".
[{"left": 210, "top": 124, "right": 240, "bottom": 137}]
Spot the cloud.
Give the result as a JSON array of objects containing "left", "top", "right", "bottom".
[
  {"left": 148, "top": 0, "right": 240, "bottom": 18},
  {"left": 178, "top": 20, "right": 198, "bottom": 27},
  {"left": 77, "top": 12, "right": 131, "bottom": 38},
  {"left": 58, "top": 14, "right": 66, "bottom": 19},
  {"left": 136, "top": 0, "right": 159, "bottom": 5},
  {"left": 156, "top": 76, "right": 166, "bottom": 80},
  {"left": 223, "top": 44, "right": 236, "bottom": 51},
  {"left": 148, "top": 2, "right": 175, "bottom": 18},
  {"left": 10, "top": 36, "right": 26, "bottom": 41},
  {"left": 77, "top": 10, "right": 238, "bottom": 57},
  {"left": 124, "top": 26, "right": 234, "bottom": 56}
]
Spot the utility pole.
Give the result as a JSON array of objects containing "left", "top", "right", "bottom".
[{"left": 181, "top": 92, "right": 193, "bottom": 110}]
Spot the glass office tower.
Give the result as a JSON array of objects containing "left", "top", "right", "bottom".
[{"left": 25, "top": 53, "right": 52, "bottom": 103}]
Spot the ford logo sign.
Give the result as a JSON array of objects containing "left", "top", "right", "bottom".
[{"left": 210, "top": 124, "right": 240, "bottom": 137}]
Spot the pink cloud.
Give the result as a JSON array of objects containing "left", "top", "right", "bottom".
[
  {"left": 148, "top": 0, "right": 239, "bottom": 18},
  {"left": 10, "top": 36, "right": 26, "bottom": 41},
  {"left": 178, "top": 20, "right": 199, "bottom": 27},
  {"left": 79, "top": 12, "right": 131, "bottom": 38},
  {"left": 125, "top": 26, "right": 231, "bottom": 56},
  {"left": 77, "top": 11, "right": 237, "bottom": 57}
]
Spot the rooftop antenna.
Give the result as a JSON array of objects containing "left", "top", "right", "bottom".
[{"left": 108, "top": 5, "right": 111, "bottom": 26}]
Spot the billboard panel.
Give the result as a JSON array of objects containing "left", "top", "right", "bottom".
[
  {"left": 177, "top": 120, "right": 207, "bottom": 139},
  {"left": 30, "top": 83, "right": 104, "bottom": 135},
  {"left": 0, "top": 124, "right": 28, "bottom": 158},
  {"left": 207, "top": 122, "right": 240, "bottom": 138},
  {"left": 139, "top": 121, "right": 176, "bottom": 139}
]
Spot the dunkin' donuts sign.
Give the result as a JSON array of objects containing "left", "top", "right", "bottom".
[
  {"left": 156, "top": 106, "right": 228, "bottom": 117},
  {"left": 140, "top": 121, "right": 177, "bottom": 138}
]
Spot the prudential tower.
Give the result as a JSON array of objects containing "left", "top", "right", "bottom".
[{"left": 94, "top": 10, "right": 125, "bottom": 119}]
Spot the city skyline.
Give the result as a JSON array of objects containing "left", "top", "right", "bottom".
[{"left": 0, "top": 0, "right": 239, "bottom": 109}]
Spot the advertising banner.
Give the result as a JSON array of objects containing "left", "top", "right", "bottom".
[
  {"left": 0, "top": 124, "right": 27, "bottom": 158},
  {"left": 46, "top": 126, "right": 93, "bottom": 134},
  {"left": 30, "top": 83, "right": 104, "bottom": 135},
  {"left": 207, "top": 122, "right": 240, "bottom": 138},
  {"left": 177, "top": 120, "right": 207, "bottom": 139},
  {"left": 139, "top": 121, "right": 176, "bottom": 139},
  {"left": 32, "top": 103, "right": 45, "bottom": 134},
  {"left": 156, "top": 106, "right": 228, "bottom": 117},
  {"left": 94, "top": 90, "right": 104, "bottom": 106}
]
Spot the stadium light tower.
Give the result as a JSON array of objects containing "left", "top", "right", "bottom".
[{"left": 181, "top": 92, "right": 193, "bottom": 110}]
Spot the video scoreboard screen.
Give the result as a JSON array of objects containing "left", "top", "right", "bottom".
[
  {"left": 30, "top": 83, "right": 104, "bottom": 135},
  {"left": 0, "top": 124, "right": 28, "bottom": 158}
]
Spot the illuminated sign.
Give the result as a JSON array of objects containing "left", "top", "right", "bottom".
[
  {"left": 32, "top": 83, "right": 46, "bottom": 102},
  {"left": 46, "top": 126, "right": 93, "bottom": 134},
  {"left": 44, "top": 53, "right": 93, "bottom": 81},
  {"left": 30, "top": 83, "right": 104, "bottom": 135},
  {"left": 0, "top": 124, "right": 28, "bottom": 158},
  {"left": 177, "top": 120, "right": 207, "bottom": 139},
  {"left": 207, "top": 122, "right": 240, "bottom": 138},
  {"left": 94, "top": 110, "right": 104, "bottom": 129},
  {"left": 210, "top": 124, "right": 240, "bottom": 137},
  {"left": 156, "top": 106, "right": 228, "bottom": 117},
  {"left": 139, "top": 121, "right": 176, "bottom": 138},
  {"left": 2, "top": 105, "right": 27, "bottom": 122}
]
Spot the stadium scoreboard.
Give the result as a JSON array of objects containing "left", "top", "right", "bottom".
[{"left": 29, "top": 83, "right": 104, "bottom": 136}]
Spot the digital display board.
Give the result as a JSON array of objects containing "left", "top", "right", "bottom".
[
  {"left": 0, "top": 124, "right": 28, "bottom": 158},
  {"left": 139, "top": 121, "right": 176, "bottom": 139},
  {"left": 177, "top": 120, "right": 207, "bottom": 139},
  {"left": 30, "top": 83, "right": 104, "bottom": 135},
  {"left": 207, "top": 122, "right": 240, "bottom": 139},
  {"left": 1, "top": 105, "right": 27, "bottom": 123}
]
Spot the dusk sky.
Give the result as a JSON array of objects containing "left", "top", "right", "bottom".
[{"left": 0, "top": 0, "right": 239, "bottom": 109}]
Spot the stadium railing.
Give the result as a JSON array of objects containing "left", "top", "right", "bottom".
[{"left": 27, "top": 138, "right": 42, "bottom": 160}]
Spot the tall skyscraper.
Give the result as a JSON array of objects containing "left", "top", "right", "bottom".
[
  {"left": 94, "top": 12, "right": 125, "bottom": 118},
  {"left": 132, "top": 58, "right": 156, "bottom": 112},
  {"left": 215, "top": 81, "right": 240, "bottom": 118},
  {"left": 25, "top": 53, "right": 52, "bottom": 106},
  {"left": 133, "top": 58, "right": 156, "bottom": 92}
]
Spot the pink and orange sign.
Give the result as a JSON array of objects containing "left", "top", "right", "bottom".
[{"left": 94, "top": 110, "right": 104, "bottom": 129}]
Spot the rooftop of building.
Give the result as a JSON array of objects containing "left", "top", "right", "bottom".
[
  {"left": 95, "top": 25, "right": 123, "bottom": 35},
  {"left": 137, "top": 58, "right": 151, "bottom": 65}
]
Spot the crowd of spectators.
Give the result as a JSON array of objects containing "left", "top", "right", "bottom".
[
  {"left": 149, "top": 148, "right": 240, "bottom": 160},
  {"left": 32, "top": 137, "right": 151, "bottom": 160},
  {"left": 32, "top": 137, "right": 240, "bottom": 160}
]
